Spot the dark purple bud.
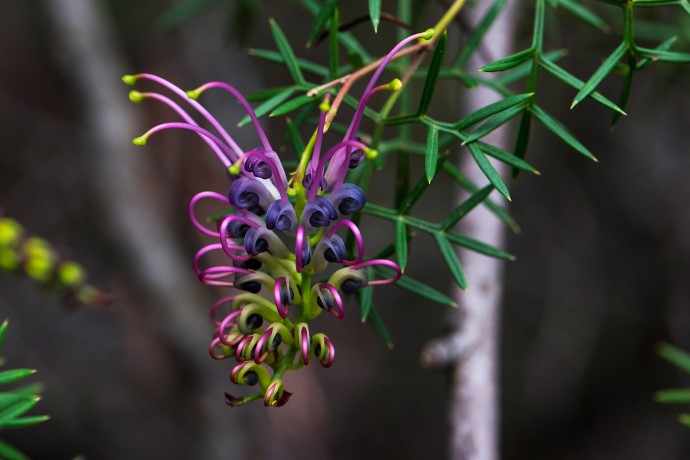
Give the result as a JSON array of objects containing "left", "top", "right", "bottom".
[
  {"left": 316, "top": 289, "right": 335, "bottom": 311},
  {"left": 228, "top": 177, "right": 274, "bottom": 211},
  {"left": 246, "top": 313, "right": 263, "bottom": 330},
  {"left": 303, "top": 196, "right": 338, "bottom": 228},
  {"left": 330, "top": 183, "right": 366, "bottom": 215},
  {"left": 301, "top": 244, "right": 312, "bottom": 266},
  {"left": 234, "top": 257, "right": 262, "bottom": 271},
  {"left": 348, "top": 149, "right": 365, "bottom": 169},
  {"left": 265, "top": 201, "right": 297, "bottom": 231},
  {"left": 237, "top": 279, "right": 262, "bottom": 293},
  {"left": 302, "top": 173, "right": 327, "bottom": 191},
  {"left": 244, "top": 371, "right": 259, "bottom": 386},
  {"left": 272, "top": 334, "right": 282, "bottom": 348},
  {"left": 342, "top": 277, "right": 364, "bottom": 294},
  {"left": 243, "top": 228, "right": 269, "bottom": 255},
  {"left": 226, "top": 220, "right": 250, "bottom": 238},
  {"left": 244, "top": 156, "right": 272, "bottom": 179},
  {"left": 323, "top": 235, "right": 346, "bottom": 263},
  {"left": 248, "top": 204, "right": 266, "bottom": 216}
]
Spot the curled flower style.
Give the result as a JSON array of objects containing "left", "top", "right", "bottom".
[{"left": 124, "top": 30, "right": 434, "bottom": 407}]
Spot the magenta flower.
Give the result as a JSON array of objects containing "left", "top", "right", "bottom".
[{"left": 124, "top": 30, "right": 434, "bottom": 407}]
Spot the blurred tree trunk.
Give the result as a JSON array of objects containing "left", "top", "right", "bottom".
[
  {"left": 43, "top": 0, "right": 247, "bottom": 458},
  {"left": 421, "top": 2, "right": 517, "bottom": 459}
]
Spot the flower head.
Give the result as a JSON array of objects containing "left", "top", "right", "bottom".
[{"left": 123, "top": 30, "right": 438, "bottom": 407}]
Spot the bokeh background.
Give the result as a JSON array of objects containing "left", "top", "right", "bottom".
[{"left": 1, "top": 1, "right": 689, "bottom": 459}]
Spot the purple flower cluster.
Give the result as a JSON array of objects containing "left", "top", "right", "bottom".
[{"left": 125, "top": 30, "right": 433, "bottom": 406}]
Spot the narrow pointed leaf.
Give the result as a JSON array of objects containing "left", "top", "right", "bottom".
[
  {"left": 532, "top": 105, "right": 597, "bottom": 161},
  {"left": 463, "top": 104, "right": 525, "bottom": 145},
  {"left": 299, "top": 0, "right": 371, "bottom": 60},
  {"left": 399, "top": 152, "right": 447, "bottom": 214},
  {"left": 238, "top": 88, "right": 295, "bottom": 126},
  {"left": 638, "top": 37, "right": 678, "bottom": 70},
  {"left": 0, "top": 320, "right": 7, "bottom": 354},
  {"left": 0, "top": 369, "right": 35, "bottom": 386},
  {"left": 358, "top": 270, "right": 374, "bottom": 321},
  {"left": 480, "top": 48, "right": 535, "bottom": 72},
  {"left": 269, "top": 95, "right": 317, "bottom": 117},
  {"left": 442, "top": 185, "right": 494, "bottom": 230},
  {"left": 541, "top": 59, "right": 625, "bottom": 114},
  {"left": 0, "top": 439, "right": 28, "bottom": 460},
  {"left": 442, "top": 163, "right": 520, "bottom": 233},
  {"left": 658, "top": 342, "right": 690, "bottom": 374},
  {"left": 366, "top": 307, "right": 394, "bottom": 349},
  {"left": 418, "top": 32, "right": 447, "bottom": 115},
  {"left": 0, "top": 415, "right": 50, "bottom": 430},
  {"left": 636, "top": 46, "right": 690, "bottom": 63},
  {"left": 654, "top": 388, "right": 690, "bottom": 404},
  {"left": 269, "top": 19, "right": 306, "bottom": 84},
  {"left": 286, "top": 118, "right": 306, "bottom": 157},
  {"left": 0, "top": 397, "right": 40, "bottom": 425},
  {"left": 307, "top": 0, "right": 337, "bottom": 46},
  {"left": 368, "top": 0, "right": 381, "bottom": 32},
  {"left": 376, "top": 266, "right": 457, "bottom": 307},
  {"left": 512, "top": 109, "right": 532, "bottom": 178},
  {"left": 434, "top": 233, "right": 467, "bottom": 290},
  {"left": 552, "top": 0, "right": 608, "bottom": 31},
  {"left": 425, "top": 126, "right": 439, "bottom": 183},
  {"left": 572, "top": 41, "right": 627, "bottom": 109},
  {"left": 467, "top": 143, "right": 511, "bottom": 200},
  {"left": 248, "top": 49, "right": 328, "bottom": 77},
  {"left": 454, "top": 93, "right": 533, "bottom": 130},
  {"left": 454, "top": 0, "right": 507, "bottom": 67},
  {"left": 247, "top": 85, "right": 295, "bottom": 102},
  {"left": 479, "top": 142, "right": 539, "bottom": 173},
  {"left": 612, "top": 54, "right": 635, "bottom": 127},
  {"left": 445, "top": 231, "right": 515, "bottom": 260},
  {"left": 680, "top": 414, "right": 690, "bottom": 428},
  {"left": 395, "top": 219, "right": 408, "bottom": 272},
  {"left": 329, "top": 7, "right": 339, "bottom": 79}
]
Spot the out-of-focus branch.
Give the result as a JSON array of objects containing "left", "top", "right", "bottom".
[
  {"left": 42, "top": 0, "right": 246, "bottom": 458},
  {"left": 420, "top": 1, "right": 517, "bottom": 459}
]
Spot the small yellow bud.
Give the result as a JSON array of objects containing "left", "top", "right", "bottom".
[
  {"left": 0, "top": 218, "right": 23, "bottom": 247},
  {"left": 122, "top": 74, "right": 138, "bottom": 85},
  {"left": 128, "top": 91, "right": 144, "bottom": 103},
  {"left": 132, "top": 136, "right": 147, "bottom": 146},
  {"left": 319, "top": 100, "right": 331, "bottom": 112},
  {"left": 422, "top": 28, "right": 435, "bottom": 40},
  {"left": 364, "top": 148, "right": 378, "bottom": 160},
  {"left": 186, "top": 89, "right": 202, "bottom": 100},
  {"left": 228, "top": 163, "right": 241, "bottom": 175},
  {"left": 388, "top": 79, "right": 403, "bottom": 91},
  {"left": 58, "top": 261, "right": 85, "bottom": 287}
]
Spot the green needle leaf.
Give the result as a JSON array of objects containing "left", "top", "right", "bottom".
[
  {"left": 307, "top": 0, "right": 337, "bottom": 46},
  {"left": 0, "top": 397, "right": 40, "bottom": 425},
  {"left": 425, "top": 126, "right": 439, "bottom": 183},
  {"left": 571, "top": 41, "right": 628, "bottom": 109},
  {"left": 636, "top": 46, "right": 690, "bottom": 63},
  {"left": 366, "top": 307, "right": 394, "bottom": 349},
  {"left": 329, "top": 7, "right": 339, "bottom": 79},
  {"left": 454, "top": 93, "right": 534, "bottom": 130},
  {"left": 0, "top": 415, "right": 50, "bottom": 430},
  {"left": 442, "top": 185, "right": 494, "bottom": 230},
  {"left": 467, "top": 143, "right": 511, "bottom": 200},
  {"left": 375, "top": 266, "right": 457, "bottom": 307},
  {"left": 269, "top": 95, "right": 317, "bottom": 117},
  {"left": 444, "top": 232, "right": 515, "bottom": 260},
  {"left": 463, "top": 104, "right": 525, "bottom": 145},
  {"left": 417, "top": 32, "right": 447, "bottom": 116},
  {"left": 532, "top": 105, "right": 597, "bottom": 161},
  {"left": 679, "top": 414, "right": 690, "bottom": 428},
  {"left": 0, "top": 369, "right": 36, "bottom": 386},
  {"left": 395, "top": 218, "right": 408, "bottom": 273},
  {"left": 238, "top": 88, "right": 295, "bottom": 126},
  {"left": 654, "top": 388, "right": 690, "bottom": 404},
  {"left": 454, "top": 0, "right": 507, "bottom": 68},
  {"left": 358, "top": 269, "right": 374, "bottom": 322},
  {"left": 269, "top": 19, "right": 306, "bottom": 84},
  {"left": 248, "top": 49, "right": 328, "bottom": 77},
  {"left": 0, "top": 319, "right": 7, "bottom": 354},
  {"left": 0, "top": 439, "right": 29, "bottom": 460},
  {"left": 368, "top": 0, "right": 381, "bottom": 32},
  {"left": 550, "top": 0, "right": 608, "bottom": 31},
  {"left": 658, "top": 342, "right": 690, "bottom": 374},
  {"left": 480, "top": 48, "right": 535, "bottom": 72},
  {"left": 435, "top": 233, "right": 467, "bottom": 290},
  {"left": 479, "top": 142, "right": 539, "bottom": 174}
]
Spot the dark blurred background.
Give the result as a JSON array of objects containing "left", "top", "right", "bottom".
[{"left": 1, "top": 1, "right": 689, "bottom": 459}]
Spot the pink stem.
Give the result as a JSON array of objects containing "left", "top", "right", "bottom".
[
  {"left": 189, "top": 191, "right": 230, "bottom": 237},
  {"left": 324, "top": 220, "right": 364, "bottom": 266},
  {"left": 142, "top": 122, "right": 236, "bottom": 166},
  {"left": 133, "top": 74, "right": 244, "bottom": 158},
  {"left": 295, "top": 227, "right": 307, "bottom": 273},
  {"left": 308, "top": 139, "right": 370, "bottom": 201},
  {"left": 350, "top": 259, "right": 402, "bottom": 285}
]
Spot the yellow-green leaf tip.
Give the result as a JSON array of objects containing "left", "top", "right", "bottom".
[
  {"left": 132, "top": 136, "right": 147, "bottom": 146},
  {"left": 128, "top": 90, "right": 144, "bottom": 103},
  {"left": 388, "top": 79, "right": 403, "bottom": 91},
  {"left": 186, "top": 89, "right": 202, "bottom": 100},
  {"left": 122, "top": 74, "right": 138, "bottom": 85}
]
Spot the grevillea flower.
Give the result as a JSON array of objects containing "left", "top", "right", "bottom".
[{"left": 125, "top": 29, "right": 434, "bottom": 407}]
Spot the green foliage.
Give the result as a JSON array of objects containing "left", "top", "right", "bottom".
[
  {"left": 0, "top": 320, "right": 49, "bottom": 459},
  {"left": 656, "top": 343, "right": 690, "bottom": 428},
  {"left": 159, "top": 0, "right": 690, "bottom": 345}
]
